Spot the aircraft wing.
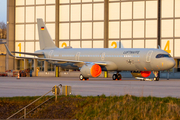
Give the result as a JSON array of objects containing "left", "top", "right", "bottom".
[{"left": 4, "top": 44, "right": 108, "bottom": 66}]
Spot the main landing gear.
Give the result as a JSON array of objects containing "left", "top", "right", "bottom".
[
  {"left": 79, "top": 74, "right": 89, "bottom": 81},
  {"left": 153, "top": 71, "right": 159, "bottom": 81},
  {"left": 112, "top": 72, "right": 122, "bottom": 80}
]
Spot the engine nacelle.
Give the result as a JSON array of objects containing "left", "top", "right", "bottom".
[
  {"left": 131, "top": 71, "right": 151, "bottom": 78},
  {"left": 80, "top": 64, "right": 102, "bottom": 78}
]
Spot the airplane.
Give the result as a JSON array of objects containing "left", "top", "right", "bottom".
[{"left": 2, "top": 18, "right": 175, "bottom": 81}]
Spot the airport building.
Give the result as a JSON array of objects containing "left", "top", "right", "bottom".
[{"left": 0, "top": 0, "right": 180, "bottom": 77}]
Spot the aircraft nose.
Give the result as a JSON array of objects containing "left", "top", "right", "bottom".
[{"left": 167, "top": 59, "right": 175, "bottom": 69}]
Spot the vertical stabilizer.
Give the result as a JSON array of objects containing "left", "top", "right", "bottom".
[{"left": 37, "top": 18, "right": 57, "bottom": 50}]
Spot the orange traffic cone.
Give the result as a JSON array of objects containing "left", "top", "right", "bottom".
[{"left": 17, "top": 72, "right": 20, "bottom": 79}]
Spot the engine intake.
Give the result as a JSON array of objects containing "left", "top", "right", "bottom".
[{"left": 80, "top": 64, "right": 102, "bottom": 78}]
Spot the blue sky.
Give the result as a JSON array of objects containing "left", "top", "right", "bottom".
[{"left": 0, "top": 0, "right": 7, "bottom": 23}]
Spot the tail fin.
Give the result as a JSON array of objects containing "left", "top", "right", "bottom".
[{"left": 37, "top": 18, "right": 57, "bottom": 50}]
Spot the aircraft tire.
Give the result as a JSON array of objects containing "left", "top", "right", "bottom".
[
  {"left": 154, "top": 77, "right": 159, "bottom": 81},
  {"left": 85, "top": 78, "right": 89, "bottom": 81},
  {"left": 117, "top": 74, "right": 122, "bottom": 80},
  {"left": 79, "top": 74, "right": 84, "bottom": 81},
  {"left": 112, "top": 74, "right": 117, "bottom": 80}
]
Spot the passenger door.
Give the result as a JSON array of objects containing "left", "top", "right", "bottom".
[
  {"left": 75, "top": 52, "right": 80, "bottom": 61},
  {"left": 146, "top": 51, "right": 153, "bottom": 62},
  {"left": 101, "top": 52, "right": 105, "bottom": 60}
]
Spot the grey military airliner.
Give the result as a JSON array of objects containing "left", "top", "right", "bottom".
[{"left": 3, "top": 18, "right": 175, "bottom": 81}]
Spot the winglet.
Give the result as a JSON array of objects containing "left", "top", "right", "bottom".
[{"left": 4, "top": 44, "right": 15, "bottom": 57}]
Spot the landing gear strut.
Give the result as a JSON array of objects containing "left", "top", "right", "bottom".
[
  {"left": 153, "top": 71, "right": 159, "bottom": 81},
  {"left": 112, "top": 72, "right": 122, "bottom": 80},
  {"left": 79, "top": 74, "right": 89, "bottom": 81}
]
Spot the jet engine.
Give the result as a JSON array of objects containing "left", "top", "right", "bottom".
[
  {"left": 131, "top": 71, "right": 151, "bottom": 78},
  {"left": 80, "top": 64, "right": 102, "bottom": 78}
]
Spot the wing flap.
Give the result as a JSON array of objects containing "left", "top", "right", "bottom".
[{"left": 94, "top": 62, "right": 107, "bottom": 66}]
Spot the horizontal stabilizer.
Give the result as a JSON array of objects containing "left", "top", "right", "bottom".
[
  {"left": 12, "top": 51, "right": 44, "bottom": 56},
  {"left": 0, "top": 42, "right": 6, "bottom": 44},
  {"left": 4, "top": 44, "right": 15, "bottom": 57}
]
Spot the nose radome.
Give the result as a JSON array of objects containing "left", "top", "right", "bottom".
[{"left": 167, "top": 59, "right": 176, "bottom": 69}]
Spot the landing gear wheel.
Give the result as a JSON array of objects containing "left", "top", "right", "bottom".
[
  {"left": 153, "top": 71, "right": 159, "bottom": 81},
  {"left": 154, "top": 77, "right": 159, "bottom": 81},
  {"left": 79, "top": 74, "right": 84, "bottom": 81},
  {"left": 112, "top": 74, "right": 117, "bottom": 80},
  {"left": 79, "top": 74, "right": 89, "bottom": 81},
  {"left": 85, "top": 78, "right": 89, "bottom": 81},
  {"left": 117, "top": 74, "right": 122, "bottom": 80}
]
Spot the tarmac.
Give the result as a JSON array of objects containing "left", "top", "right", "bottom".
[{"left": 0, "top": 77, "right": 180, "bottom": 98}]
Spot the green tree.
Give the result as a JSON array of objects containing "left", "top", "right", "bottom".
[{"left": 0, "top": 22, "right": 7, "bottom": 39}]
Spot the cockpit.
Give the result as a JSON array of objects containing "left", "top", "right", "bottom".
[{"left": 156, "top": 54, "right": 171, "bottom": 58}]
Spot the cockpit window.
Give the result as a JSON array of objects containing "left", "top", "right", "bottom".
[{"left": 156, "top": 54, "right": 171, "bottom": 58}]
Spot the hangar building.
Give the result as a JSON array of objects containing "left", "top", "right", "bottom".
[{"left": 0, "top": 0, "right": 180, "bottom": 77}]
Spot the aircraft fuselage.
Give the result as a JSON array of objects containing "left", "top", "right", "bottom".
[{"left": 36, "top": 48, "right": 175, "bottom": 71}]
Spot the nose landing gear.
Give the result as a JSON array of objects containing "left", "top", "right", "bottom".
[
  {"left": 153, "top": 71, "right": 159, "bottom": 81},
  {"left": 112, "top": 72, "right": 122, "bottom": 80}
]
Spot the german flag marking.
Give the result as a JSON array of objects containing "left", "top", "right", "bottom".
[{"left": 41, "top": 27, "right": 44, "bottom": 30}]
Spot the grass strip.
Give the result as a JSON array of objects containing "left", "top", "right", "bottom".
[{"left": 1, "top": 95, "right": 180, "bottom": 119}]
